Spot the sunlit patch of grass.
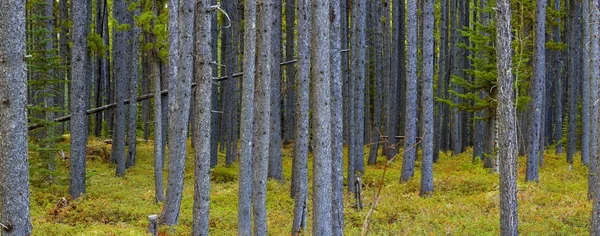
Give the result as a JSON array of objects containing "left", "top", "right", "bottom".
[{"left": 29, "top": 137, "right": 591, "bottom": 235}]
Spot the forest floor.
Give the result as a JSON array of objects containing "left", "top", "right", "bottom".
[{"left": 29, "top": 136, "right": 590, "bottom": 235}]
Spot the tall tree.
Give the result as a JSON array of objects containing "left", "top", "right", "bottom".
[
  {"left": 582, "top": 0, "right": 592, "bottom": 167},
  {"left": 161, "top": 0, "right": 194, "bottom": 225},
  {"left": 0, "top": 0, "right": 32, "bottom": 234},
  {"left": 238, "top": 0, "right": 257, "bottom": 234},
  {"left": 387, "top": 0, "right": 404, "bottom": 160},
  {"left": 330, "top": 0, "right": 344, "bottom": 233},
  {"left": 554, "top": 0, "right": 564, "bottom": 154},
  {"left": 368, "top": 0, "right": 384, "bottom": 166},
  {"left": 401, "top": 0, "right": 418, "bottom": 182},
  {"left": 590, "top": 0, "right": 600, "bottom": 232},
  {"left": 291, "top": 0, "right": 311, "bottom": 233},
  {"left": 69, "top": 0, "right": 91, "bottom": 198},
  {"left": 526, "top": 0, "right": 547, "bottom": 182},
  {"left": 590, "top": 0, "right": 600, "bottom": 200},
  {"left": 268, "top": 0, "right": 284, "bottom": 180},
  {"left": 566, "top": 0, "right": 581, "bottom": 165},
  {"left": 420, "top": 0, "right": 434, "bottom": 196},
  {"left": 283, "top": 0, "right": 296, "bottom": 143},
  {"left": 436, "top": 0, "right": 448, "bottom": 160},
  {"left": 151, "top": 1, "right": 164, "bottom": 202},
  {"left": 311, "top": 0, "right": 332, "bottom": 234},
  {"left": 253, "top": 0, "right": 273, "bottom": 234},
  {"left": 126, "top": 5, "right": 141, "bottom": 169},
  {"left": 192, "top": 0, "right": 211, "bottom": 233},
  {"left": 496, "top": 0, "right": 519, "bottom": 233},
  {"left": 351, "top": 0, "right": 367, "bottom": 175},
  {"left": 112, "top": 0, "right": 131, "bottom": 177}
]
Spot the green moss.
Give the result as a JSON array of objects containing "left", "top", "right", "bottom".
[{"left": 29, "top": 138, "right": 591, "bottom": 235}]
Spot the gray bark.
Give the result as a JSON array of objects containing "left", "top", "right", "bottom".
[
  {"left": 210, "top": 0, "right": 219, "bottom": 167},
  {"left": 151, "top": 0, "right": 164, "bottom": 204},
  {"left": 401, "top": 0, "right": 418, "bottom": 182},
  {"left": 496, "top": 0, "right": 519, "bottom": 233},
  {"left": 330, "top": 0, "right": 344, "bottom": 233},
  {"left": 192, "top": 0, "right": 211, "bottom": 234},
  {"left": 590, "top": 0, "right": 600, "bottom": 233},
  {"left": 238, "top": 0, "right": 257, "bottom": 234},
  {"left": 253, "top": 0, "right": 273, "bottom": 234},
  {"left": 283, "top": 0, "right": 296, "bottom": 143},
  {"left": 112, "top": 0, "right": 130, "bottom": 177},
  {"left": 351, "top": 0, "right": 366, "bottom": 175},
  {"left": 368, "top": 0, "right": 383, "bottom": 166},
  {"left": 582, "top": 0, "right": 591, "bottom": 166},
  {"left": 268, "top": 0, "right": 284, "bottom": 180},
  {"left": 554, "top": 0, "right": 564, "bottom": 154},
  {"left": 311, "top": 0, "right": 333, "bottom": 234},
  {"left": 420, "top": 0, "right": 434, "bottom": 196},
  {"left": 0, "top": 1, "right": 32, "bottom": 234},
  {"left": 291, "top": 0, "right": 311, "bottom": 233},
  {"left": 450, "top": 0, "right": 462, "bottom": 155},
  {"left": 436, "top": 0, "right": 448, "bottom": 161},
  {"left": 127, "top": 6, "right": 141, "bottom": 169},
  {"left": 387, "top": 0, "right": 403, "bottom": 160},
  {"left": 69, "top": 0, "right": 91, "bottom": 198},
  {"left": 526, "top": 0, "right": 546, "bottom": 182},
  {"left": 591, "top": 0, "right": 600, "bottom": 201},
  {"left": 161, "top": 0, "right": 194, "bottom": 225},
  {"left": 567, "top": 0, "right": 581, "bottom": 165}
]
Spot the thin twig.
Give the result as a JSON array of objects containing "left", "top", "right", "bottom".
[{"left": 361, "top": 132, "right": 426, "bottom": 236}]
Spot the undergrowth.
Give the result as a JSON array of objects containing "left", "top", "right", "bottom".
[{"left": 30, "top": 137, "right": 591, "bottom": 235}]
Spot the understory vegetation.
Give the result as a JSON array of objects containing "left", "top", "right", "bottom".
[{"left": 30, "top": 137, "right": 590, "bottom": 235}]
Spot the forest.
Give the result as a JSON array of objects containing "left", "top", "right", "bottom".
[{"left": 0, "top": 0, "right": 599, "bottom": 235}]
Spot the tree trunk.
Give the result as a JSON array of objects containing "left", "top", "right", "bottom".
[
  {"left": 151, "top": 0, "right": 164, "bottom": 204},
  {"left": 268, "top": 0, "right": 284, "bottom": 180},
  {"left": 496, "top": 0, "right": 519, "bottom": 233},
  {"left": 567, "top": 0, "right": 581, "bottom": 165},
  {"left": 368, "top": 0, "right": 383, "bottom": 166},
  {"left": 283, "top": 0, "right": 296, "bottom": 143},
  {"left": 582, "top": 0, "right": 591, "bottom": 166},
  {"left": 112, "top": 0, "right": 130, "bottom": 177},
  {"left": 311, "top": 0, "right": 333, "bottom": 234},
  {"left": 420, "top": 0, "right": 434, "bottom": 196},
  {"left": 192, "top": 0, "right": 210, "bottom": 233},
  {"left": 69, "top": 0, "right": 91, "bottom": 199},
  {"left": 401, "top": 0, "right": 418, "bottom": 182},
  {"left": 126, "top": 6, "right": 141, "bottom": 169},
  {"left": 554, "top": 0, "right": 564, "bottom": 154},
  {"left": 352, "top": 0, "right": 367, "bottom": 175},
  {"left": 238, "top": 0, "right": 257, "bottom": 233},
  {"left": 210, "top": 0, "right": 219, "bottom": 167},
  {"left": 526, "top": 0, "right": 547, "bottom": 182},
  {"left": 253, "top": 0, "right": 273, "bottom": 234},
  {"left": 161, "top": 0, "right": 194, "bottom": 225},
  {"left": 0, "top": 1, "right": 32, "bottom": 234},
  {"left": 590, "top": 0, "right": 600, "bottom": 232},
  {"left": 291, "top": 0, "right": 311, "bottom": 233},
  {"left": 330, "top": 0, "right": 344, "bottom": 233}
]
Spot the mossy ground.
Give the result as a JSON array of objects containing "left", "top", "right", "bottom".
[{"left": 30, "top": 137, "right": 591, "bottom": 235}]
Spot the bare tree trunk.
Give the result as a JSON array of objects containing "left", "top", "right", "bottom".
[
  {"left": 126, "top": 6, "right": 141, "bottom": 169},
  {"left": 253, "top": 0, "right": 273, "bottom": 234},
  {"left": 112, "top": 0, "right": 131, "bottom": 176},
  {"left": 268, "top": 0, "right": 284, "bottom": 180},
  {"left": 496, "top": 0, "right": 519, "bottom": 233},
  {"left": 420, "top": 0, "right": 434, "bottom": 196},
  {"left": 283, "top": 0, "right": 296, "bottom": 143},
  {"left": 401, "top": 0, "right": 418, "bottom": 182},
  {"left": 526, "top": 0, "right": 547, "bottom": 182},
  {"left": 69, "top": 0, "right": 91, "bottom": 199},
  {"left": 192, "top": 0, "right": 211, "bottom": 233},
  {"left": 161, "top": 0, "right": 194, "bottom": 225},
  {"left": 0, "top": 1, "right": 32, "bottom": 234},
  {"left": 238, "top": 0, "right": 257, "bottom": 233},
  {"left": 150, "top": 0, "right": 164, "bottom": 204},
  {"left": 311, "top": 0, "right": 333, "bottom": 234},
  {"left": 291, "top": 0, "right": 311, "bottom": 233},
  {"left": 352, "top": 0, "right": 367, "bottom": 175},
  {"left": 330, "top": 0, "right": 344, "bottom": 233}
]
